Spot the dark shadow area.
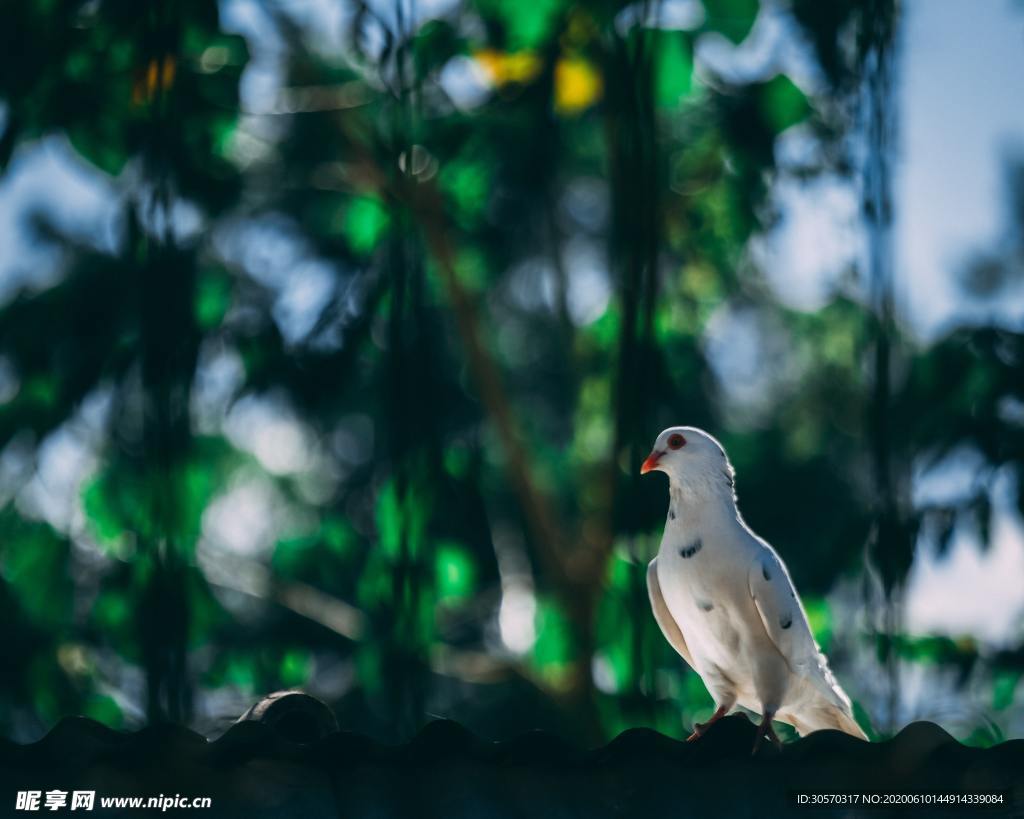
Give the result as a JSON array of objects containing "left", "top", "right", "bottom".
[{"left": 1, "top": 710, "right": 1020, "bottom": 818}]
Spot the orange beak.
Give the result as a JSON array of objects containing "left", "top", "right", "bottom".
[{"left": 640, "top": 450, "right": 663, "bottom": 475}]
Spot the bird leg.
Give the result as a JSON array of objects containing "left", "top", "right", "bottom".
[
  {"left": 686, "top": 704, "right": 730, "bottom": 742},
  {"left": 752, "top": 711, "right": 782, "bottom": 754}
]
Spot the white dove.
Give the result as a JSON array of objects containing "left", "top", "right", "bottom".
[{"left": 641, "top": 426, "right": 867, "bottom": 749}]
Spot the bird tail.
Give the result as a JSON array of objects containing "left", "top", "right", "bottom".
[{"left": 791, "top": 703, "right": 868, "bottom": 740}]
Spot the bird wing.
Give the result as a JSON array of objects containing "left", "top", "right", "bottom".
[
  {"left": 747, "top": 548, "right": 857, "bottom": 720},
  {"left": 646, "top": 558, "right": 696, "bottom": 669}
]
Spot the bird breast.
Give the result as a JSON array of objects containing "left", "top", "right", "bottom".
[{"left": 656, "top": 522, "right": 769, "bottom": 691}]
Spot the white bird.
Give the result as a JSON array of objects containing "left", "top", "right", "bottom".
[{"left": 641, "top": 426, "right": 867, "bottom": 749}]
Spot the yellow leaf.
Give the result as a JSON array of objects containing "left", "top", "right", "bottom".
[
  {"left": 554, "top": 57, "right": 602, "bottom": 115},
  {"left": 474, "top": 49, "right": 541, "bottom": 86},
  {"left": 133, "top": 54, "right": 177, "bottom": 105}
]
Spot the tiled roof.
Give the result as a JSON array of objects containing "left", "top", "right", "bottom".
[{"left": 1, "top": 694, "right": 1021, "bottom": 818}]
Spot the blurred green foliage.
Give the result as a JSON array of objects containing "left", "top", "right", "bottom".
[{"left": 0, "top": 0, "right": 1021, "bottom": 746}]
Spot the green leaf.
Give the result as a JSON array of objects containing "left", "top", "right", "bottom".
[
  {"left": 21, "top": 375, "right": 59, "bottom": 410},
  {"left": 344, "top": 196, "right": 391, "bottom": 255},
  {"left": 186, "top": 567, "right": 230, "bottom": 648},
  {"left": 702, "top": 0, "right": 759, "bottom": 45},
  {"left": 321, "top": 517, "right": 354, "bottom": 553},
  {"left": 0, "top": 514, "right": 72, "bottom": 627},
  {"left": 376, "top": 481, "right": 402, "bottom": 558},
  {"left": 441, "top": 159, "right": 490, "bottom": 223},
  {"left": 221, "top": 653, "right": 257, "bottom": 690},
  {"left": 962, "top": 717, "right": 1005, "bottom": 748},
  {"left": 356, "top": 644, "right": 382, "bottom": 692},
  {"left": 92, "top": 590, "right": 131, "bottom": 633},
  {"left": 435, "top": 541, "right": 476, "bottom": 602},
  {"left": 653, "top": 31, "right": 694, "bottom": 108},
  {"left": 474, "top": 0, "right": 564, "bottom": 50},
  {"left": 66, "top": 119, "right": 131, "bottom": 176},
  {"left": 851, "top": 700, "right": 878, "bottom": 741},
  {"left": 274, "top": 517, "right": 355, "bottom": 577},
  {"left": 801, "top": 596, "right": 832, "bottom": 651},
  {"left": 993, "top": 670, "right": 1021, "bottom": 711},
  {"left": 685, "top": 668, "right": 714, "bottom": 708},
  {"left": 587, "top": 305, "right": 620, "bottom": 348},
  {"left": 758, "top": 74, "right": 811, "bottom": 134},
  {"left": 82, "top": 439, "right": 235, "bottom": 558},
  {"left": 280, "top": 649, "right": 312, "bottom": 687},
  {"left": 273, "top": 534, "right": 314, "bottom": 576},
  {"left": 83, "top": 694, "right": 123, "bottom": 727},
  {"left": 375, "top": 479, "right": 431, "bottom": 559},
  {"left": 443, "top": 445, "right": 472, "bottom": 479},
  {"left": 531, "top": 597, "right": 576, "bottom": 687},
  {"left": 81, "top": 476, "right": 134, "bottom": 551}
]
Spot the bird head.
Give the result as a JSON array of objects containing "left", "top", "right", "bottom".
[{"left": 640, "top": 426, "right": 735, "bottom": 495}]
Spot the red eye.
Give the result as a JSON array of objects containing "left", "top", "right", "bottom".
[{"left": 668, "top": 433, "right": 686, "bottom": 450}]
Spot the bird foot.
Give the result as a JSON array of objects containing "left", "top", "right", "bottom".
[
  {"left": 686, "top": 705, "right": 729, "bottom": 742},
  {"left": 751, "top": 713, "right": 782, "bottom": 755}
]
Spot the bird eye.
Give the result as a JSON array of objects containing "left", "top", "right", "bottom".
[{"left": 668, "top": 433, "right": 686, "bottom": 450}]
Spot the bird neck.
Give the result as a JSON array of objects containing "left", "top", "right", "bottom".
[{"left": 667, "top": 477, "right": 738, "bottom": 530}]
